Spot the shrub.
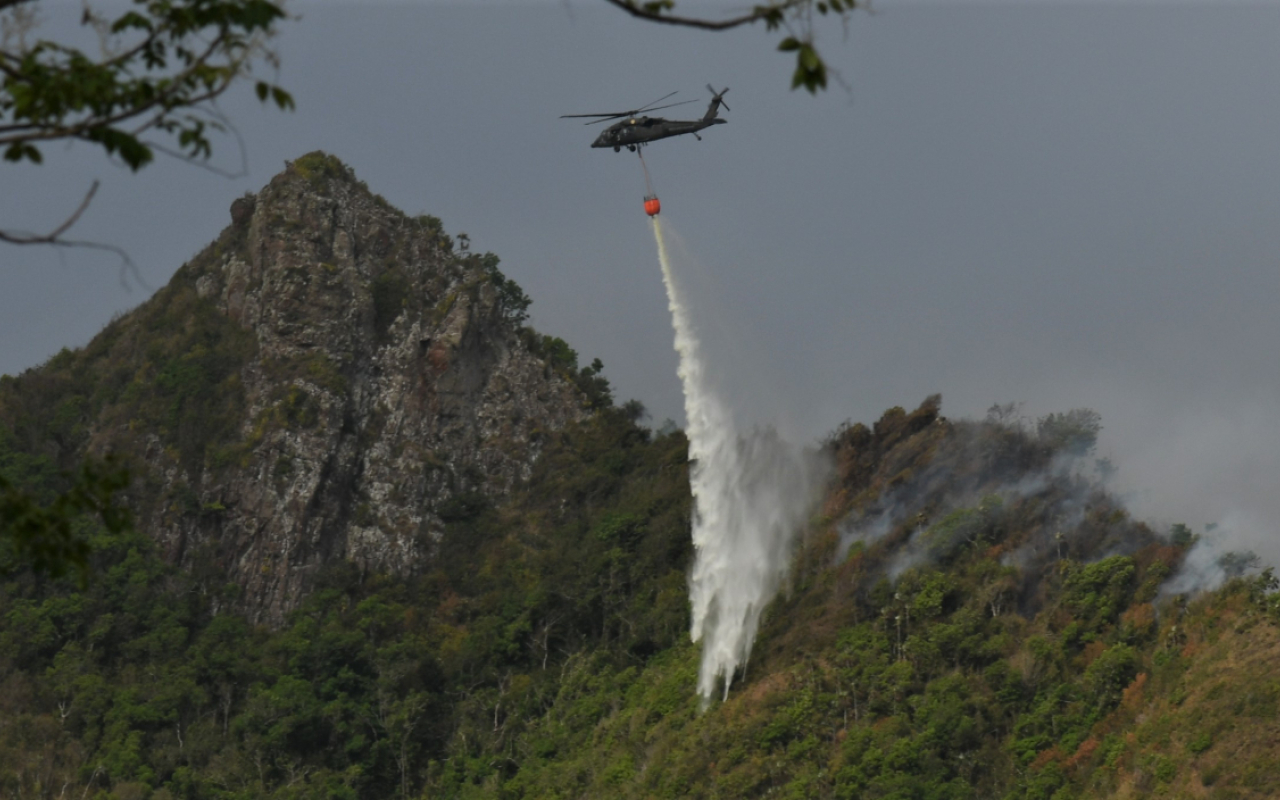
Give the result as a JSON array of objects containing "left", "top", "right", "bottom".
[
  {"left": 291, "top": 151, "right": 349, "bottom": 187},
  {"left": 1036, "top": 409, "right": 1101, "bottom": 456},
  {"left": 1082, "top": 644, "right": 1139, "bottom": 712},
  {"left": 371, "top": 265, "right": 411, "bottom": 342}
]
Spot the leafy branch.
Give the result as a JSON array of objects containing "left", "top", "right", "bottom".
[
  {"left": 601, "top": 0, "right": 858, "bottom": 93},
  {"left": 0, "top": 0, "right": 291, "bottom": 248},
  {"left": 0, "top": 0, "right": 293, "bottom": 171}
]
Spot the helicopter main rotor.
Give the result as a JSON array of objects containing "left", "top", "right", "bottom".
[{"left": 560, "top": 91, "right": 699, "bottom": 125}]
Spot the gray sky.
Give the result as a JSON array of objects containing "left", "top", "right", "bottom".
[{"left": 4, "top": 0, "right": 1279, "bottom": 562}]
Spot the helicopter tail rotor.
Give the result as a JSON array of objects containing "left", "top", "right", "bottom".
[{"left": 707, "top": 84, "right": 730, "bottom": 113}]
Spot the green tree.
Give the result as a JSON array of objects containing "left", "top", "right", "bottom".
[
  {"left": 0, "top": 454, "right": 130, "bottom": 582},
  {"left": 1036, "top": 408, "right": 1102, "bottom": 456}
]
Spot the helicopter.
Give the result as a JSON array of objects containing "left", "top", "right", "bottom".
[{"left": 562, "top": 86, "right": 729, "bottom": 152}]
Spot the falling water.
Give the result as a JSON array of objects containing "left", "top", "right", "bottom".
[{"left": 651, "top": 217, "right": 827, "bottom": 703}]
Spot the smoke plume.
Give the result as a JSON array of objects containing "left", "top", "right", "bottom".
[{"left": 651, "top": 218, "right": 827, "bottom": 703}]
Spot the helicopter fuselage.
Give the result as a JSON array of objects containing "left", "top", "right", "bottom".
[{"left": 591, "top": 115, "right": 727, "bottom": 150}]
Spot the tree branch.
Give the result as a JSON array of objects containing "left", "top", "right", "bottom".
[
  {"left": 0, "top": 31, "right": 238, "bottom": 146},
  {"left": 599, "top": 0, "right": 804, "bottom": 31},
  {"left": 1, "top": 0, "right": 287, "bottom": 169},
  {"left": 140, "top": 128, "right": 247, "bottom": 179},
  {"left": 0, "top": 180, "right": 98, "bottom": 244},
  {"left": 0, "top": 180, "right": 144, "bottom": 287}
]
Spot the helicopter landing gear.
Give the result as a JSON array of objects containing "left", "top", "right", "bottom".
[
  {"left": 614, "top": 145, "right": 621, "bottom": 152},
  {"left": 628, "top": 144, "right": 637, "bottom": 153},
  {"left": 694, "top": 133, "right": 701, "bottom": 141}
]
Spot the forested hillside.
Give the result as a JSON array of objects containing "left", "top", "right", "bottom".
[
  {"left": 4, "top": 394, "right": 1279, "bottom": 799},
  {"left": 3, "top": 156, "right": 1279, "bottom": 800}
]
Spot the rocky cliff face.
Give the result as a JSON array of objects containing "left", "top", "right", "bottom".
[{"left": 55, "top": 153, "right": 589, "bottom": 624}]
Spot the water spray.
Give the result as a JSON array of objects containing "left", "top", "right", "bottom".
[{"left": 651, "top": 216, "right": 827, "bottom": 703}]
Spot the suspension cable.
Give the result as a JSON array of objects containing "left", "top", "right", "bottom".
[{"left": 638, "top": 148, "right": 656, "bottom": 197}]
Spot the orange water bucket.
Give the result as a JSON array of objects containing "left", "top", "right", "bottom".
[{"left": 643, "top": 195, "right": 661, "bottom": 217}]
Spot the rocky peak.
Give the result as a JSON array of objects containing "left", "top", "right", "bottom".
[{"left": 124, "top": 153, "right": 588, "bottom": 624}]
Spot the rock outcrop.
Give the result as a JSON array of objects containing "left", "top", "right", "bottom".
[{"left": 101, "top": 153, "right": 588, "bottom": 624}]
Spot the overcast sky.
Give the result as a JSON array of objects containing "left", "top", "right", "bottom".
[{"left": 4, "top": 0, "right": 1279, "bottom": 562}]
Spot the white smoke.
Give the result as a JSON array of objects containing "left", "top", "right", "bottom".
[
  {"left": 651, "top": 217, "right": 828, "bottom": 703},
  {"left": 837, "top": 508, "right": 898, "bottom": 561},
  {"left": 1161, "top": 538, "right": 1227, "bottom": 598},
  {"left": 1159, "top": 510, "right": 1270, "bottom": 597}
]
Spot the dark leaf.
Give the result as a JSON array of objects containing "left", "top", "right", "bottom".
[{"left": 270, "top": 85, "right": 294, "bottom": 111}]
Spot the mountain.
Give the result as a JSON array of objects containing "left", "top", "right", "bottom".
[
  {"left": 1, "top": 155, "right": 1278, "bottom": 800},
  {"left": 1, "top": 153, "right": 597, "bottom": 625}
]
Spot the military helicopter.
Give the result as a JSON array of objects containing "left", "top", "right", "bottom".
[{"left": 562, "top": 86, "right": 730, "bottom": 152}]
